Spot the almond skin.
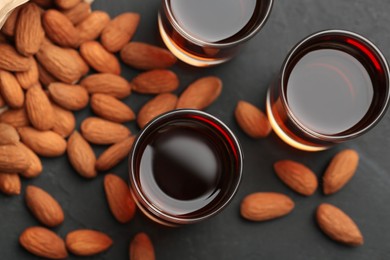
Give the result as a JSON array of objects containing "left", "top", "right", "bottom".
[
  {"left": 37, "top": 61, "right": 58, "bottom": 87},
  {"left": 130, "top": 233, "right": 155, "bottom": 260},
  {"left": 81, "top": 117, "right": 131, "bottom": 145},
  {"left": 55, "top": 0, "right": 81, "bottom": 10},
  {"left": 0, "top": 70, "right": 25, "bottom": 108},
  {"left": 323, "top": 149, "right": 359, "bottom": 195},
  {"left": 96, "top": 136, "right": 135, "bottom": 172},
  {"left": 316, "top": 203, "right": 364, "bottom": 246},
  {"left": 176, "top": 76, "right": 222, "bottom": 110},
  {"left": 132, "top": 69, "right": 179, "bottom": 94},
  {"left": 235, "top": 100, "right": 271, "bottom": 138},
  {"left": 16, "top": 142, "right": 43, "bottom": 178},
  {"left": 91, "top": 94, "right": 135, "bottom": 123},
  {"left": 0, "top": 44, "right": 32, "bottom": 71},
  {"left": 48, "top": 83, "right": 89, "bottom": 110},
  {"left": 62, "top": 2, "right": 91, "bottom": 25},
  {"left": 0, "top": 173, "right": 21, "bottom": 195},
  {"left": 51, "top": 103, "right": 76, "bottom": 138},
  {"left": 0, "top": 144, "right": 30, "bottom": 173},
  {"left": 0, "top": 93, "right": 5, "bottom": 107},
  {"left": 19, "top": 226, "right": 68, "bottom": 259},
  {"left": 80, "top": 73, "right": 131, "bottom": 98},
  {"left": 77, "top": 11, "right": 110, "bottom": 43},
  {"left": 0, "top": 123, "right": 20, "bottom": 145},
  {"left": 80, "top": 41, "right": 121, "bottom": 75},
  {"left": 101, "top": 13, "right": 140, "bottom": 53},
  {"left": 25, "top": 84, "right": 55, "bottom": 130},
  {"left": 65, "top": 229, "right": 113, "bottom": 256},
  {"left": 137, "top": 93, "right": 178, "bottom": 128},
  {"left": 32, "top": 0, "right": 55, "bottom": 8},
  {"left": 0, "top": 108, "right": 30, "bottom": 128},
  {"left": 15, "top": 3, "right": 45, "bottom": 56},
  {"left": 1, "top": 7, "right": 21, "bottom": 36},
  {"left": 18, "top": 127, "right": 67, "bottom": 157},
  {"left": 274, "top": 160, "right": 318, "bottom": 196},
  {"left": 241, "top": 192, "right": 295, "bottom": 221},
  {"left": 25, "top": 185, "right": 65, "bottom": 227},
  {"left": 121, "top": 42, "right": 177, "bottom": 70},
  {"left": 67, "top": 131, "right": 97, "bottom": 178},
  {"left": 15, "top": 58, "right": 39, "bottom": 89},
  {"left": 104, "top": 174, "right": 136, "bottom": 223}
]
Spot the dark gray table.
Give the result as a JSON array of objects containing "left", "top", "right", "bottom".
[{"left": 2, "top": 0, "right": 390, "bottom": 259}]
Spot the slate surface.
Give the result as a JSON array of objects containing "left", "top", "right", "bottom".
[{"left": 1, "top": 0, "right": 390, "bottom": 259}]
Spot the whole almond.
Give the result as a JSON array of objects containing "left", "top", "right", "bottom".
[
  {"left": 130, "top": 233, "right": 155, "bottom": 260},
  {"left": 15, "top": 58, "right": 39, "bottom": 89},
  {"left": 132, "top": 69, "right": 179, "bottom": 94},
  {"left": 66, "top": 229, "right": 113, "bottom": 256},
  {"left": 15, "top": 3, "right": 45, "bottom": 56},
  {"left": 0, "top": 173, "right": 21, "bottom": 195},
  {"left": 274, "top": 160, "right": 318, "bottom": 196},
  {"left": 0, "top": 123, "right": 20, "bottom": 145},
  {"left": 121, "top": 42, "right": 176, "bottom": 70},
  {"left": 25, "top": 84, "right": 54, "bottom": 130},
  {"left": 241, "top": 192, "right": 295, "bottom": 221},
  {"left": 104, "top": 174, "right": 136, "bottom": 223},
  {"left": 235, "top": 100, "right": 271, "bottom": 138},
  {"left": 37, "top": 61, "right": 58, "bottom": 86},
  {"left": 81, "top": 117, "right": 131, "bottom": 145},
  {"left": 91, "top": 94, "right": 135, "bottom": 123},
  {"left": 0, "top": 144, "right": 30, "bottom": 173},
  {"left": 25, "top": 185, "right": 65, "bottom": 227},
  {"left": 19, "top": 226, "right": 68, "bottom": 259},
  {"left": 67, "top": 131, "right": 96, "bottom": 178},
  {"left": 56, "top": 0, "right": 81, "bottom": 10},
  {"left": 51, "top": 103, "right": 76, "bottom": 138},
  {"left": 80, "top": 41, "right": 121, "bottom": 75},
  {"left": 48, "top": 83, "right": 89, "bottom": 110},
  {"left": 0, "top": 44, "right": 31, "bottom": 71},
  {"left": 18, "top": 127, "right": 67, "bottom": 157},
  {"left": 77, "top": 11, "right": 110, "bottom": 43},
  {"left": 101, "top": 13, "right": 140, "bottom": 53},
  {"left": 62, "top": 2, "right": 91, "bottom": 25},
  {"left": 0, "top": 108, "right": 29, "bottom": 128},
  {"left": 67, "top": 48, "right": 89, "bottom": 76},
  {"left": 0, "top": 70, "right": 25, "bottom": 108},
  {"left": 43, "top": 10, "right": 80, "bottom": 48},
  {"left": 80, "top": 73, "right": 131, "bottom": 98},
  {"left": 323, "top": 149, "right": 359, "bottom": 195},
  {"left": 1, "top": 7, "right": 21, "bottom": 36},
  {"left": 137, "top": 93, "right": 177, "bottom": 128},
  {"left": 96, "top": 136, "right": 135, "bottom": 171},
  {"left": 176, "top": 76, "right": 222, "bottom": 110},
  {"left": 16, "top": 142, "right": 43, "bottom": 178},
  {"left": 316, "top": 203, "right": 364, "bottom": 246},
  {"left": 32, "top": 0, "right": 54, "bottom": 8}
]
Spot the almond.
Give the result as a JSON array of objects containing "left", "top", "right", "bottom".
[
  {"left": 176, "top": 76, "right": 222, "bottom": 110},
  {"left": 67, "top": 48, "right": 89, "bottom": 76},
  {"left": 129, "top": 233, "right": 155, "bottom": 260},
  {"left": 0, "top": 144, "right": 30, "bottom": 173},
  {"left": 15, "top": 58, "right": 39, "bottom": 89},
  {"left": 137, "top": 93, "right": 177, "bottom": 128},
  {"left": 67, "top": 131, "right": 96, "bottom": 178},
  {"left": 0, "top": 108, "right": 29, "bottom": 128},
  {"left": 36, "top": 39, "right": 83, "bottom": 83},
  {"left": 32, "top": 0, "right": 54, "bottom": 9},
  {"left": 62, "top": 2, "right": 91, "bottom": 25},
  {"left": 0, "top": 173, "right": 21, "bottom": 195},
  {"left": 15, "top": 3, "right": 45, "bottom": 56},
  {"left": 16, "top": 142, "right": 43, "bottom": 178},
  {"left": 101, "top": 13, "right": 140, "bottom": 53},
  {"left": 37, "top": 61, "right": 58, "bottom": 86},
  {"left": 91, "top": 94, "right": 135, "bottom": 123},
  {"left": 316, "top": 203, "right": 364, "bottom": 246},
  {"left": 65, "top": 229, "right": 113, "bottom": 256},
  {"left": 0, "top": 123, "right": 20, "bottom": 145},
  {"left": 77, "top": 11, "right": 110, "bottom": 43},
  {"left": 0, "top": 94, "right": 4, "bottom": 107},
  {"left": 80, "top": 41, "right": 121, "bottom": 75},
  {"left": 25, "top": 84, "right": 54, "bottom": 130},
  {"left": 0, "top": 34, "right": 6, "bottom": 45},
  {"left": 43, "top": 9, "right": 80, "bottom": 48},
  {"left": 51, "top": 103, "right": 76, "bottom": 138},
  {"left": 0, "top": 70, "right": 25, "bottom": 108},
  {"left": 80, "top": 73, "right": 131, "bottom": 98},
  {"left": 0, "top": 44, "right": 31, "bottom": 71},
  {"left": 81, "top": 117, "right": 131, "bottom": 145},
  {"left": 18, "top": 127, "right": 67, "bottom": 157},
  {"left": 19, "top": 226, "right": 68, "bottom": 259},
  {"left": 25, "top": 185, "right": 64, "bottom": 227},
  {"left": 55, "top": 0, "right": 81, "bottom": 10},
  {"left": 120, "top": 42, "right": 176, "bottom": 70},
  {"left": 132, "top": 69, "right": 179, "bottom": 94},
  {"left": 323, "top": 149, "right": 359, "bottom": 195},
  {"left": 48, "top": 83, "right": 89, "bottom": 110},
  {"left": 274, "top": 160, "right": 318, "bottom": 196},
  {"left": 1, "top": 7, "right": 21, "bottom": 36},
  {"left": 240, "top": 192, "right": 295, "bottom": 221},
  {"left": 235, "top": 100, "right": 271, "bottom": 138},
  {"left": 96, "top": 136, "right": 135, "bottom": 171},
  {"left": 104, "top": 174, "right": 136, "bottom": 223}
]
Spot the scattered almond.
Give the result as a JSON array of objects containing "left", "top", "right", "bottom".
[
  {"left": 16, "top": 142, "right": 43, "bottom": 178},
  {"left": 0, "top": 123, "right": 20, "bottom": 145},
  {"left": 55, "top": 0, "right": 81, "bottom": 10},
  {"left": 25, "top": 84, "right": 55, "bottom": 130},
  {"left": 130, "top": 233, "right": 155, "bottom": 260},
  {"left": 1, "top": 7, "right": 21, "bottom": 36},
  {"left": 65, "top": 229, "right": 113, "bottom": 256},
  {"left": 48, "top": 83, "right": 89, "bottom": 110},
  {"left": 96, "top": 136, "right": 135, "bottom": 171},
  {"left": 132, "top": 69, "right": 179, "bottom": 94},
  {"left": 77, "top": 11, "right": 110, "bottom": 43},
  {"left": 137, "top": 93, "right": 177, "bottom": 128},
  {"left": 91, "top": 93, "right": 135, "bottom": 123},
  {"left": 81, "top": 117, "right": 131, "bottom": 145},
  {"left": 0, "top": 70, "right": 25, "bottom": 108},
  {"left": 0, "top": 108, "right": 29, "bottom": 128},
  {"left": 80, "top": 73, "right": 131, "bottom": 98},
  {"left": 51, "top": 103, "right": 76, "bottom": 138},
  {"left": 0, "top": 173, "right": 21, "bottom": 195},
  {"left": 0, "top": 144, "right": 30, "bottom": 173},
  {"left": 15, "top": 58, "right": 39, "bottom": 89},
  {"left": 62, "top": 2, "right": 91, "bottom": 25},
  {"left": 235, "top": 100, "right": 271, "bottom": 138},
  {"left": 80, "top": 41, "right": 121, "bottom": 75},
  {"left": 0, "top": 44, "right": 31, "bottom": 71}
]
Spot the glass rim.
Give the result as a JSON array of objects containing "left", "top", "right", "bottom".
[
  {"left": 128, "top": 109, "right": 243, "bottom": 225},
  {"left": 279, "top": 29, "right": 390, "bottom": 141},
  {"left": 161, "top": 0, "right": 274, "bottom": 48}
]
